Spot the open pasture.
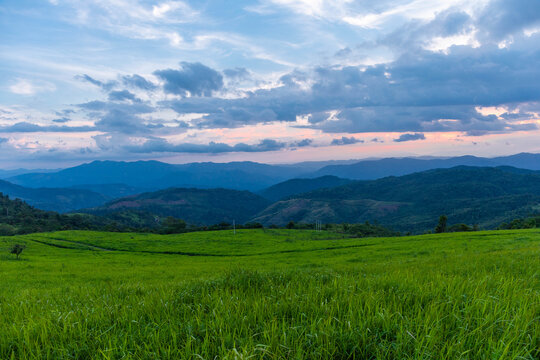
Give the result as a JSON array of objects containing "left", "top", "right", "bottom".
[{"left": 0, "top": 229, "right": 538, "bottom": 359}]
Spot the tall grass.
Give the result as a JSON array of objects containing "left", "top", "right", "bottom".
[{"left": 0, "top": 229, "right": 538, "bottom": 359}]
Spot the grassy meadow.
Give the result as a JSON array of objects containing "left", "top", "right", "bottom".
[{"left": 0, "top": 229, "right": 538, "bottom": 359}]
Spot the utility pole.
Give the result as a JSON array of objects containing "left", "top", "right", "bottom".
[{"left": 233, "top": 219, "right": 236, "bottom": 235}]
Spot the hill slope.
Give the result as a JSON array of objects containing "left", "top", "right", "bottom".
[
  {"left": 252, "top": 166, "right": 540, "bottom": 231},
  {"left": 85, "top": 187, "right": 270, "bottom": 225},
  {"left": 259, "top": 175, "right": 352, "bottom": 201},
  {"left": 0, "top": 179, "right": 109, "bottom": 212}
]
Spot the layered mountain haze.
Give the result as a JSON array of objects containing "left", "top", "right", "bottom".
[
  {"left": 9, "top": 153, "right": 540, "bottom": 194},
  {"left": 0, "top": 179, "right": 108, "bottom": 212},
  {"left": 310, "top": 153, "right": 540, "bottom": 180},
  {"left": 9, "top": 160, "right": 306, "bottom": 191}
]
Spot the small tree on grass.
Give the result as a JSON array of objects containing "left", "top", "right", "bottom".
[
  {"left": 286, "top": 221, "right": 295, "bottom": 229},
  {"left": 10, "top": 244, "right": 26, "bottom": 259},
  {"left": 435, "top": 215, "right": 448, "bottom": 233}
]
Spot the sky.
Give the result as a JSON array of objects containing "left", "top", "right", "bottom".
[{"left": 1, "top": 0, "right": 540, "bottom": 168}]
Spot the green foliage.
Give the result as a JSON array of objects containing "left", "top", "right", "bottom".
[
  {"left": 448, "top": 223, "right": 473, "bottom": 232},
  {"left": 498, "top": 215, "right": 540, "bottom": 230},
  {"left": 85, "top": 187, "right": 270, "bottom": 225},
  {"left": 0, "top": 229, "right": 537, "bottom": 358},
  {"left": 435, "top": 215, "right": 448, "bottom": 233},
  {"left": 161, "top": 216, "right": 187, "bottom": 234},
  {"left": 9, "top": 243, "right": 25, "bottom": 259},
  {"left": 253, "top": 166, "right": 540, "bottom": 232}
]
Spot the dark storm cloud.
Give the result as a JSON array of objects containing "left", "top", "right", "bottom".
[
  {"left": 393, "top": 133, "right": 426, "bottom": 142},
  {"left": 154, "top": 62, "right": 224, "bottom": 97}
]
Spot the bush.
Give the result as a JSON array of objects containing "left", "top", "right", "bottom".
[{"left": 10, "top": 244, "right": 26, "bottom": 259}]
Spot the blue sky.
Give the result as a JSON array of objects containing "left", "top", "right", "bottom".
[{"left": 1, "top": 0, "right": 539, "bottom": 168}]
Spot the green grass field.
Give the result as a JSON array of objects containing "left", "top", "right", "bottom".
[{"left": 0, "top": 229, "right": 538, "bottom": 359}]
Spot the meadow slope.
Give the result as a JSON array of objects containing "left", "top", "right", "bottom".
[{"left": 0, "top": 229, "right": 538, "bottom": 359}]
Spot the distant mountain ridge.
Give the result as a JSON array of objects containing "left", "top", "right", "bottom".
[
  {"left": 8, "top": 160, "right": 306, "bottom": 191},
  {"left": 6, "top": 153, "right": 540, "bottom": 192},
  {"left": 310, "top": 153, "right": 540, "bottom": 179}
]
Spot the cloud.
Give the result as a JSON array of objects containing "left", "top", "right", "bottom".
[
  {"left": 77, "top": 100, "right": 154, "bottom": 114},
  {"left": 127, "top": 137, "right": 287, "bottom": 154},
  {"left": 292, "top": 138, "right": 313, "bottom": 147},
  {"left": 0, "top": 122, "right": 95, "bottom": 133},
  {"left": 108, "top": 90, "right": 140, "bottom": 102},
  {"left": 121, "top": 74, "right": 157, "bottom": 90},
  {"left": 476, "top": 0, "right": 540, "bottom": 42},
  {"left": 9, "top": 79, "right": 56, "bottom": 95},
  {"left": 331, "top": 136, "right": 364, "bottom": 145},
  {"left": 76, "top": 74, "right": 118, "bottom": 91},
  {"left": 94, "top": 109, "right": 150, "bottom": 134},
  {"left": 160, "top": 34, "right": 540, "bottom": 135},
  {"left": 52, "top": 117, "right": 70, "bottom": 123},
  {"left": 223, "top": 67, "right": 251, "bottom": 80},
  {"left": 0, "top": 138, "right": 8, "bottom": 145},
  {"left": 154, "top": 62, "right": 224, "bottom": 96},
  {"left": 393, "top": 133, "right": 426, "bottom": 142}
]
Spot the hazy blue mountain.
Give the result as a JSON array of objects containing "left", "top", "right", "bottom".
[
  {"left": 84, "top": 187, "right": 270, "bottom": 225},
  {"left": 259, "top": 176, "right": 353, "bottom": 201},
  {"left": 279, "top": 159, "right": 362, "bottom": 172},
  {"left": 310, "top": 156, "right": 497, "bottom": 179},
  {"left": 8, "top": 160, "right": 307, "bottom": 191},
  {"left": 252, "top": 166, "right": 540, "bottom": 232},
  {"left": 69, "top": 184, "right": 148, "bottom": 199},
  {"left": 310, "top": 153, "right": 540, "bottom": 179},
  {"left": 0, "top": 179, "right": 109, "bottom": 212},
  {"left": 0, "top": 168, "right": 60, "bottom": 179},
  {"left": 6, "top": 153, "right": 540, "bottom": 193},
  {"left": 491, "top": 153, "right": 540, "bottom": 170}
]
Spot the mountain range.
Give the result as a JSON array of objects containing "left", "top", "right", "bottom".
[
  {"left": 1, "top": 153, "right": 540, "bottom": 232},
  {"left": 7, "top": 160, "right": 306, "bottom": 192},
  {"left": 7, "top": 153, "right": 540, "bottom": 192}
]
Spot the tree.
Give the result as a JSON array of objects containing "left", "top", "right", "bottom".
[
  {"left": 161, "top": 216, "right": 187, "bottom": 234},
  {"left": 286, "top": 221, "right": 295, "bottom": 229},
  {"left": 435, "top": 215, "right": 448, "bottom": 233},
  {"left": 10, "top": 244, "right": 26, "bottom": 259}
]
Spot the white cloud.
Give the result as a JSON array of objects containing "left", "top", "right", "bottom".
[{"left": 9, "top": 79, "right": 56, "bottom": 95}]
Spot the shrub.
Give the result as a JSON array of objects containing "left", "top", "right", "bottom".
[{"left": 10, "top": 244, "right": 26, "bottom": 259}]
